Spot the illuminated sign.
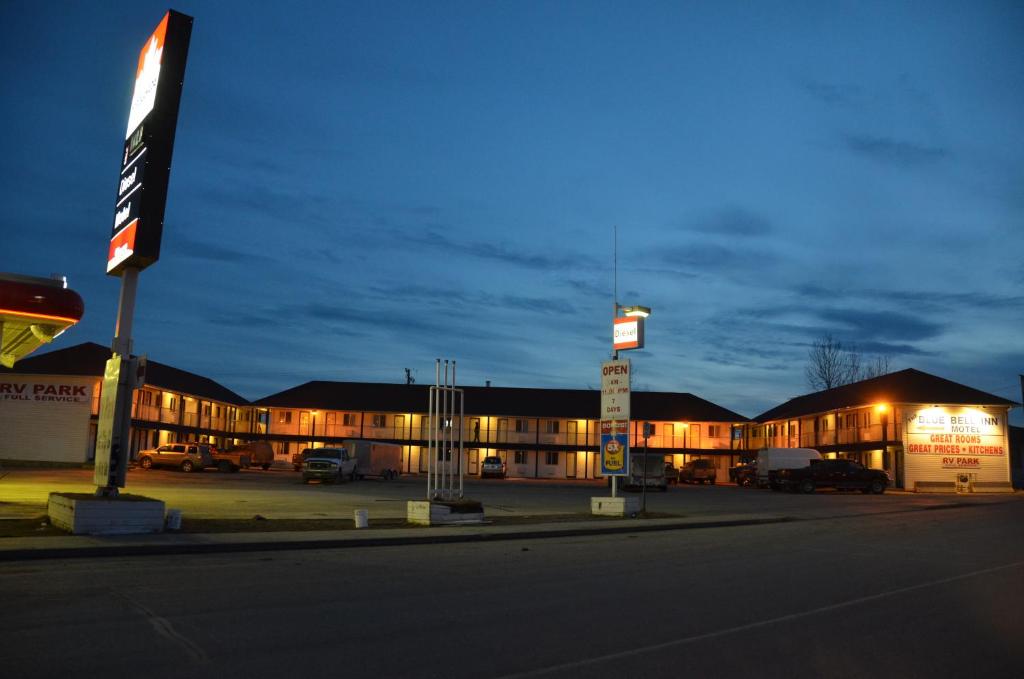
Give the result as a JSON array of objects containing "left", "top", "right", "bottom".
[
  {"left": 613, "top": 316, "right": 644, "bottom": 351},
  {"left": 601, "top": 359, "right": 631, "bottom": 421},
  {"left": 107, "top": 11, "right": 192, "bottom": 276},
  {"left": 905, "top": 407, "right": 1005, "bottom": 457}
]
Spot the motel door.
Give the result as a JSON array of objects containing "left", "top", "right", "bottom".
[
  {"left": 469, "top": 449, "right": 479, "bottom": 475},
  {"left": 393, "top": 415, "right": 405, "bottom": 440},
  {"left": 566, "top": 420, "right": 578, "bottom": 447},
  {"left": 497, "top": 418, "right": 508, "bottom": 443},
  {"left": 565, "top": 451, "right": 577, "bottom": 478}
]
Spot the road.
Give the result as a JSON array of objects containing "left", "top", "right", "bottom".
[{"left": 1, "top": 498, "right": 1021, "bottom": 678}]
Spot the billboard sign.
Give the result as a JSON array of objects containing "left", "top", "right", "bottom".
[
  {"left": 613, "top": 316, "right": 644, "bottom": 351},
  {"left": 107, "top": 10, "right": 193, "bottom": 275}
]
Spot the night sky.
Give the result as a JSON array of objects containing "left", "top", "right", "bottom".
[{"left": 2, "top": 1, "right": 1022, "bottom": 421}]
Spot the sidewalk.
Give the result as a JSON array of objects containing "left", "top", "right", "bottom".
[{"left": 0, "top": 513, "right": 791, "bottom": 562}]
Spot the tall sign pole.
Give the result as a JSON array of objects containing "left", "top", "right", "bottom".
[{"left": 94, "top": 11, "right": 193, "bottom": 496}]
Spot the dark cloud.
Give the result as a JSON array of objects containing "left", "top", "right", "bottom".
[
  {"left": 165, "top": 233, "right": 272, "bottom": 264},
  {"left": 814, "top": 308, "right": 943, "bottom": 341},
  {"left": 690, "top": 208, "right": 773, "bottom": 237},
  {"left": 844, "top": 134, "right": 948, "bottom": 166},
  {"left": 793, "top": 283, "right": 1024, "bottom": 314},
  {"left": 401, "top": 229, "right": 598, "bottom": 271}
]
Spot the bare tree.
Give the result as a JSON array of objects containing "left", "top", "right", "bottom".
[
  {"left": 805, "top": 334, "right": 891, "bottom": 391},
  {"left": 805, "top": 334, "right": 858, "bottom": 391},
  {"left": 860, "top": 355, "right": 891, "bottom": 380}
]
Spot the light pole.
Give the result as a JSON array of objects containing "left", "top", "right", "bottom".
[{"left": 310, "top": 410, "right": 318, "bottom": 449}]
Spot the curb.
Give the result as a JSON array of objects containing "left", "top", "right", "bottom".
[{"left": 0, "top": 516, "right": 794, "bottom": 562}]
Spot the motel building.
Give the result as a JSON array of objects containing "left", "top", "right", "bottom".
[
  {"left": 0, "top": 342, "right": 750, "bottom": 477},
  {"left": 1, "top": 342, "right": 1018, "bottom": 493},
  {"left": 745, "top": 369, "right": 1017, "bottom": 492},
  {"left": 251, "top": 381, "right": 750, "bottom": 479},
  {"left": 0, "top": 343, "right": 256, "bottom": 464}
]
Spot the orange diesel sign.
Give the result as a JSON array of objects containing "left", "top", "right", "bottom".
[{"left": 613, "top": 316, "right": 644, "bottom": 351}]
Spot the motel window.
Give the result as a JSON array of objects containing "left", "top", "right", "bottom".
[
  {"left": 168, "top": 397, "right": 177, "bottom": 411},
  {"left": 545, "top": 452, "right": 559, "bottom": 465},
  {"left": 514, "top": 419, "right": 528, "bottom": 433},
  {"left": 343, "top": 413, "right": 357, "bottom": 426},
  {"left": 141, "top": 391, "right": 152, "bottom": 406},
  {"left": 514, "top": 451, "right": 528, "bottom": 465},
  {"left": 279, "top": 411, "right": 292, "bottom": 424},
  {"left": 203, "top": 404, "right": 211, "bottom": 417},
  {"left": 708, "top": 425, "right": 721, "bottom": 438},
  {"left": 372, "top": 414, "right": 387, "bottom": 428},
  {"left": 545, "top": 420, "right": 560, "bottom": 434}
]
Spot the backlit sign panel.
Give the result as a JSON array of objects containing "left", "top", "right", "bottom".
[
  {"left": 613, "top": 316, "right": 644, "bottom": 351},
  {"left": 107, "top": 10, "right": 192, "bottom": 276}
]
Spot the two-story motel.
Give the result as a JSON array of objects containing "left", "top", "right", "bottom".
[{"left": 0, "top": 342, "right": 1017, "bottom": 490}]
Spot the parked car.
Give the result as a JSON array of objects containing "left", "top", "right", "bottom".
[
  {"left": 480, "top": 456, "right": 506, "bottom": 479},
  {"left": 227, "top": 441, "right": 274, "bottom": 470},
  {"left": 679, "top": 459, "right": 717, "bottom": 484},
  {"left": 137, "top": 443, "right": 212, "bottom": 473},
  {"left": 292, "top": 448, "right": 316, "bottom": 471},
  {"left": 664, "top": 462, "right": 679, "bottom": 485},
  {"left": 301, "top": 447, "right": 358, "bottom": 483},
  {"left": 773, "top": 459, "right": 889, "bottom": 494},
  {"left": 729, "top": 461, "right": 757, "bottom": 487}
]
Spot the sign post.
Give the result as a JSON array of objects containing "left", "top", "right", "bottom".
[{"left": 95, "top": 11, "right": 192, "bottom": 497}]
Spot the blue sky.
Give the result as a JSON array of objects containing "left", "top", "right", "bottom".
[{"left": 2, "top": 1, "right": 1022, "bottom": 421}]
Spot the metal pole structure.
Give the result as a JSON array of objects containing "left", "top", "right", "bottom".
[
  {"left": 112, "top": 267, "right": 139, "bottom": 357},
  {"left": 443, "top": 359, "right": 450, "bottom": 499},
  {"left": 642, "top": 429, "right": 649, "bottom": 513},
  {"left": 454, "top": 361, "right": 464, "bottom": 499},
  {"left": 611, "top": 226, "right": 618, "bottom": 500},
  {"left": 427, "top": 360, "right": 437, "bottom": 500}
]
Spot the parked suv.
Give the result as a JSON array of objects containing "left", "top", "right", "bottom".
[
  {"left": 679, "top": 459, "right": 717, "bottom": 485},
  {"left": 480, "top": 456, "right": 506, "bottom": 479},
  {"left": 301, "top": 447, "right": 358, "bottom": 484},
  {"left": 137, "top": 443, "right": 212, "bottom": 473}
]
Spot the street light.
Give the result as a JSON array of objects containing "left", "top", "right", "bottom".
[{"left": 620, "top": 305, "right": 651, "bottom": 318}]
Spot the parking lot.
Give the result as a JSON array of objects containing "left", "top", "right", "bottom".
[{"left": 2, "top": 466, "right": 1016, "bottom": 523}]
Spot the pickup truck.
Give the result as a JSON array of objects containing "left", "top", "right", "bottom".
[
  {"left": 679, "top": 459, "right": 717, "bottom": 484},
  {"left": 301, "top": 447, "right": 358, "bottom": 484},
  {"left": 207, "top": 445, "right": 251, "bottom": 472},
  {"left": 773, "top": 459, "right": 889, "bottom": 494}
]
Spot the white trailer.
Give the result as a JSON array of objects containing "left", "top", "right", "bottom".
[
  {"left": 755, "top": 448, "right": 821, "bottom": 488},
  {"left": 345, "top": 439, "right": 403, "bottom": 480}
]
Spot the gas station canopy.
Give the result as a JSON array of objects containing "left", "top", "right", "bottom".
[{"left": 0, "top": 273, "right": 84, "bottom": 368}]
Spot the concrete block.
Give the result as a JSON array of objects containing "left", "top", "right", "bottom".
[
  {"left": 407, "top": 500, "right": 485, "bottom": 526},
  {"left": 47, "top": 493, "right": 166, "bottom": 535},
  {"left": 591, "top": 496, "right": 641, "bottom": 517}
]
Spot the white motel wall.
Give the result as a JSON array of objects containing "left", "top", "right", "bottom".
[{"left": 0, "top": 375, "right": 98, "bottom": 464}]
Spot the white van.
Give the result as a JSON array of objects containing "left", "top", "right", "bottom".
[{"left": 755, "top": 448, "right": 821, "bottom": 488}]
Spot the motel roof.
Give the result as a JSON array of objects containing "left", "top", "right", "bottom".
[
  {"left": 253, "top": 381, "right": 750, "bottom": 423},
  {"left": 753, "top": 368, "right": 1017, "bottom": 422},
  {"left": 1, "top": 342, "right": 249, "bottom": 406}
]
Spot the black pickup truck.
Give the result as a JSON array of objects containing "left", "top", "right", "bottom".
[{"left": 773, "top": 459, "right": 889, "bottom": 494}]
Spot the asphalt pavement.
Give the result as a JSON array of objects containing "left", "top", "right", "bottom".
[{"left": 1, "top": 467, "right": 1019, "bottom": 561}]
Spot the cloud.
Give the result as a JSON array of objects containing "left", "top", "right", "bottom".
[
  {"left": 689, "top": 208, "right": 773, "bottom": 237},
  {"left": 801, "top": 79, "right": 862, "bottom": 107},
  {"left": 399, "top": 229, "right": 599, "bottom": 271},
  {"left": 165, "top": 233, "right": 272, "bottom": 264},
  {"left": 814, "top": 308, "right": 943, "bottom": 342},
  {"left": 844, "top": 134, "right": 948, "bottom": 166}
]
